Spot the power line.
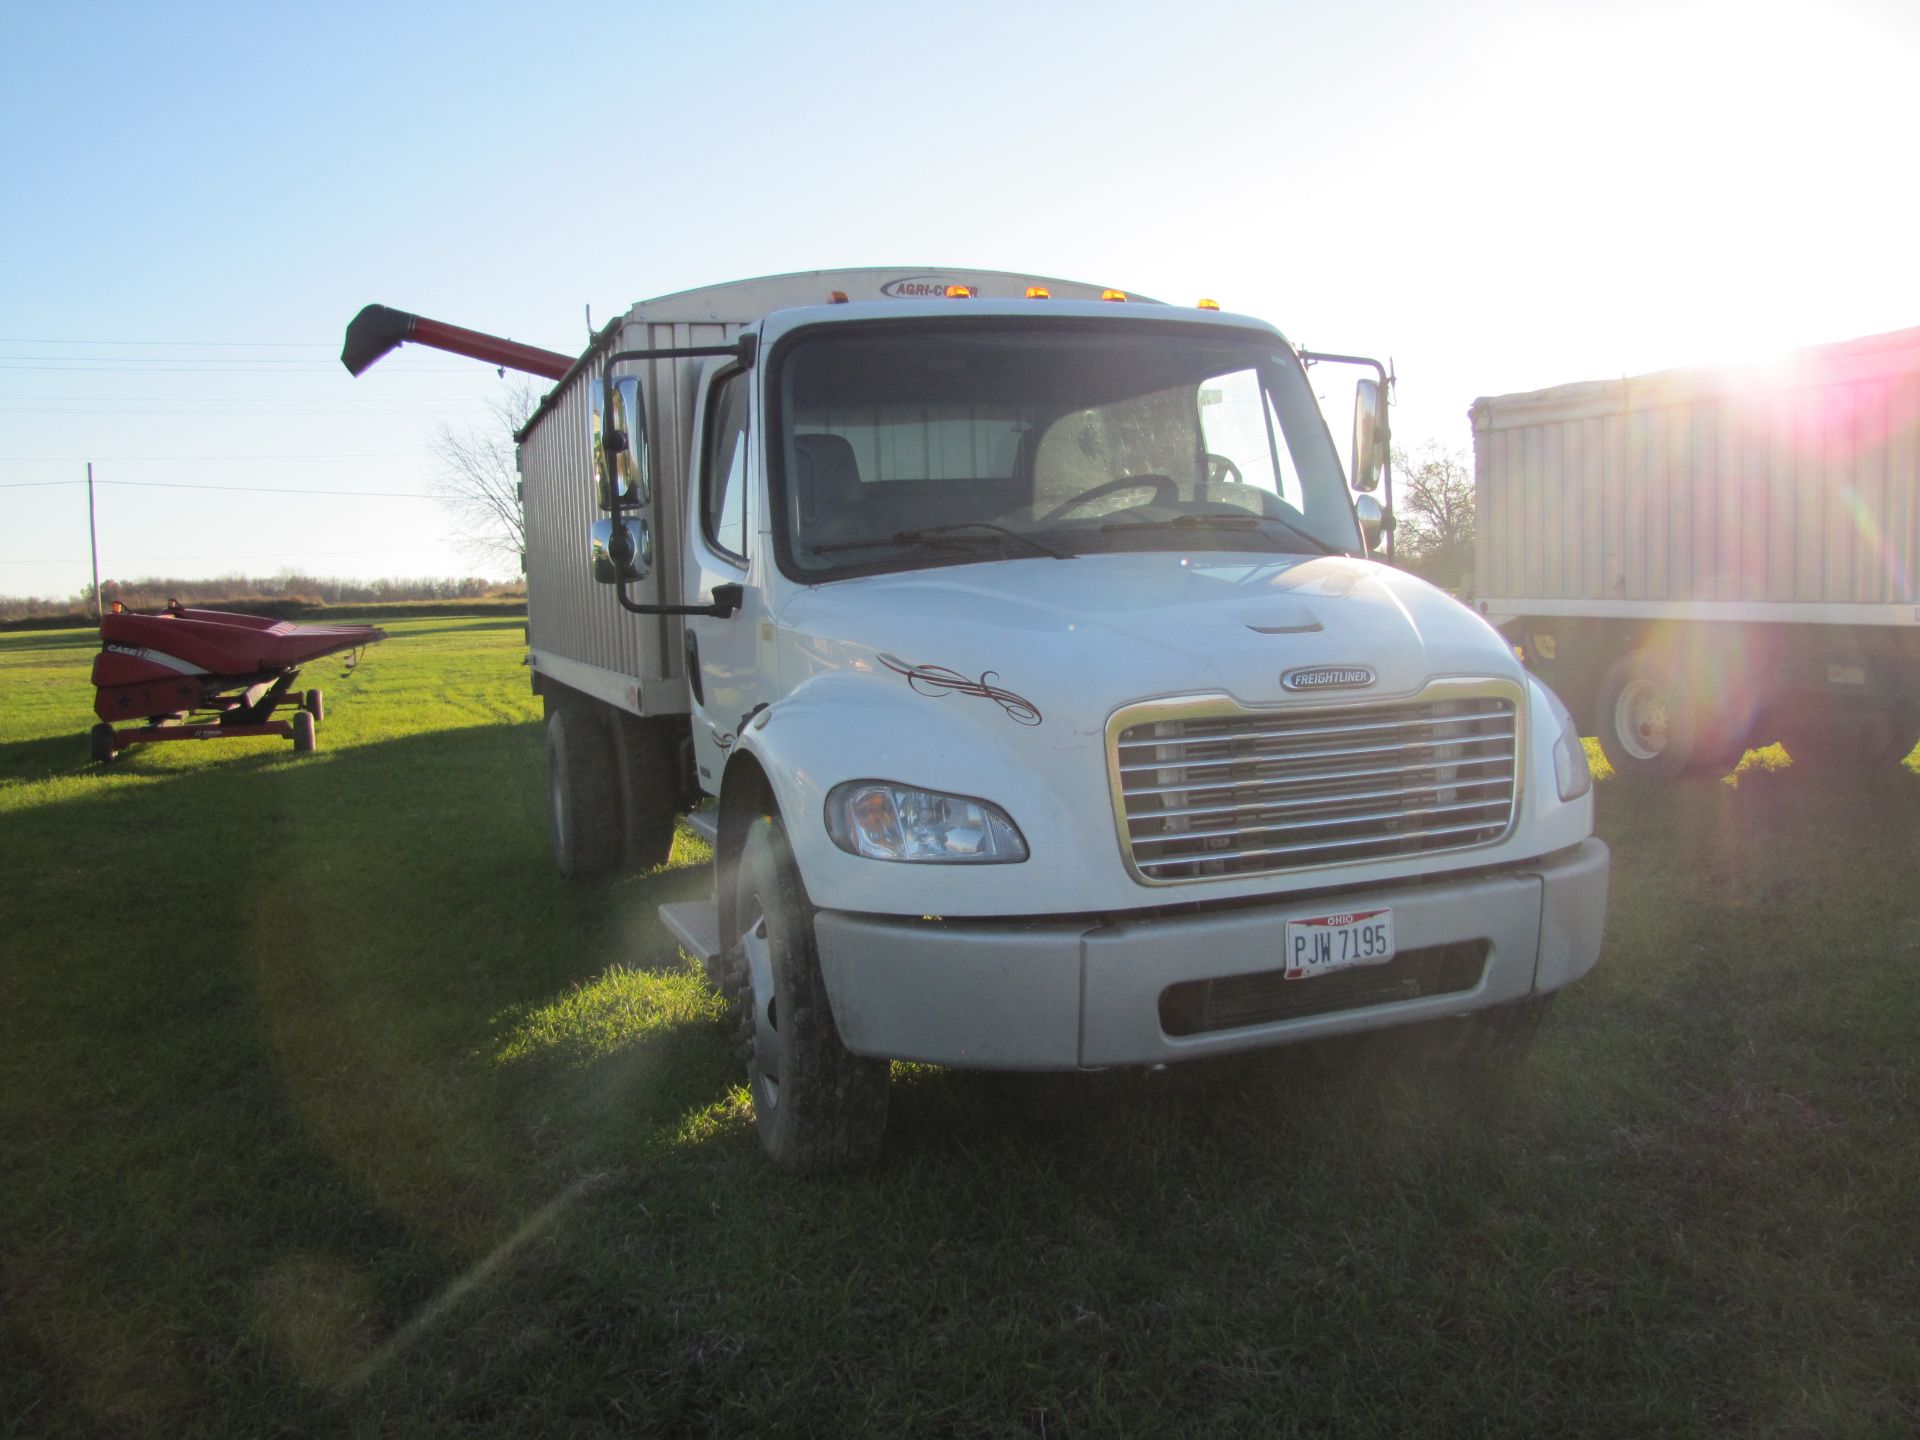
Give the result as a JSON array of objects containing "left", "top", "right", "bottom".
[
  {"left": 0, "top": 337, "right": 334, "bottom": 348},
  {"left": 1, "top": 478, "right": 437, "bottom": 497},
  {"left": 0, "top": 394, "right": 485, "bottom": 402},
  {"left": 3, "top": 545, "right": 447, "bottom": 563},
  {"left": 0, "top": 361, "right": 479, "bottom": 373},
  {"left": 0, "top": 452, "right": 421, "bottom": 462}
]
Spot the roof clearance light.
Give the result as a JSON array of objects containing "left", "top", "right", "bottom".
[
  {"left": 1197, "top": 298, "right": 1221, "bottom": 311},
  {"left": 1025, "top": 285, "right": 1051, "bottom": 299},
  {"left": 946, "top": 284, "right": 975, "bottom": 299},
  {"left": 1101, "top": 289, "right": 1128, "bottom": 302},
  {"left": 828, "top": 290, "right": 850, "bottom": 304}
]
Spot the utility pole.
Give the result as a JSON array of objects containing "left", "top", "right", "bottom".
[{"left": 87, "top": 462, "right": 101, "bottom": 621}]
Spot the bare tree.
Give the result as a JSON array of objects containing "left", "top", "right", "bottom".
[
  {"left": 1391, "top": 442, "right": 1476, "bottom": 590},
  {"left": 428, "top": 380, "right": 540, "bottom": 572}
]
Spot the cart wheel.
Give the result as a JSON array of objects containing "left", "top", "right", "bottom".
[
  {"left": 303, "top": 688, "right": 325, "bottom": 726},
  {"left": 292, "top": 710, "right": 317, "bottom": 754},
  {"left": 89, "top": 723, "right": 117, "bottom": 764}
]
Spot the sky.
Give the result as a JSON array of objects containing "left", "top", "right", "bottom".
[{"left": 4, "top": 0, "right": 1918, "bottom": 601}]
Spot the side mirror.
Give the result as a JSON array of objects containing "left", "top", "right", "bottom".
[
  {"left": 595, "top": 373, "right": 650, "bottom": 511},
  {"left": 1350, "top": 378, "right": 1387, "bottom": 493},
  {"left": 590, "top": 516, "right": 652, "bottom": 584},
  {"left": 1355, "top": 495, "right": 1392, "bottom": 554}
]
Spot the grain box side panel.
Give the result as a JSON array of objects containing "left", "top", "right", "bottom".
[
  {"left": 1793, "top": 386, "right": 1826, "bottom": 603},
  {"left": 1471, "top": 412, "right": 1499, "bottom": 596},
  {"left": 1765, "top": 391, "right": 1796, "bottom": 602},
  {"left": 1505, "top": 428, "right": 1520, "bottom": 602},
  {"left": 1853, "top": 379, "right": 1889, "bottom": 604},
  {"left": 1822, "top": 382, "right": 1858, "bottom": 603},
  {"left": 1892, "top": 373, "right": 1920, "bottom": 605},
  {"left": 1689, "top": 400, "right": 1718, "bottom": 601},
  {"left": 1580, "top": 415, "right": 1605, "bottom": 599}
]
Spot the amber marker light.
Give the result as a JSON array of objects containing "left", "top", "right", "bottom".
[
  {"left": 1025, "top": 285, "right": 1051, "bottom": 299},
  {"left": 946, "top": 284, "right": 976, "bottom": 299},
  {"left": 1101, "top": 289, "right": 1128, "bottom": 302},
  {"left": 1197, "top": 298, "right": 1221, "bottom": 310},
  {"left": 828, "top": 290, "right": 850, "bottom": 304}
]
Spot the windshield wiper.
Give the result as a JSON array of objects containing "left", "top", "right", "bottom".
[
  {"left": 813, "top": 522, "right": 1070, "bottom": 560},
  {"left": 1098, "top": 511, "right": 1343, "bottom": 556}
]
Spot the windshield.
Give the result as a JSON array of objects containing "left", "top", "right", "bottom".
[{"left": 772, "top": 322, "right": 1360, "bottom": 578}]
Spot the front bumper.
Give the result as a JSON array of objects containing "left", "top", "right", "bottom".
[{"left": 813, "top": 837, "right": 1609, "bottom": 1068}]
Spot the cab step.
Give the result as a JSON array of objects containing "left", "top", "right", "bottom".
[
  {"left": 682, "top": 808, "right": 718, "bottom": 846},
  {"left": 659, "top": 899, "right": 722, "bottom": 971}
]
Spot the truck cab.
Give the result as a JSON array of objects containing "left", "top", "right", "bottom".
[{"left": 346, "top": 269, "right": 1610, "bottom": 1173}]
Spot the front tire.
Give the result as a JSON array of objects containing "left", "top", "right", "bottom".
[
  {"left": 732, "top": 816, "right": 889, "bottom": 1173},
  {"left": 1596, "top": 649, "right": 1696, "bottom": 779},
  {"left": 292, "top": 710, "right": 317, "bottom": 754},
  {"left": 89, "top": 723, "right": 116, "bottom": 764}
]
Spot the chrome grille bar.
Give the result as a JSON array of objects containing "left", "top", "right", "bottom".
[{"left": 1112, "top": 692, "right": 1521, "bottom": 882}]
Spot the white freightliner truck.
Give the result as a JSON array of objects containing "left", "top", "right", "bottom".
[
  {"left": 1473, "top": 327, "right": 1920, "bottom": 779},
  {"left": 344, "top": 268, "right": 1610, "bottom": 1171}
]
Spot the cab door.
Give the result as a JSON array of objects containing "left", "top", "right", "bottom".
[{"left": 684, "top": 361, "right": 766, "bottom": 791}]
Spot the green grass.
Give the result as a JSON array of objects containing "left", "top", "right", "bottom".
[{"left": 4, "top": 621, "right": 1919, "bottom": 1437}]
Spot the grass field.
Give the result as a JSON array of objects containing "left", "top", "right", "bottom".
[{"left": 4, "top": 617, "right": 1919, "bottom": 1437}]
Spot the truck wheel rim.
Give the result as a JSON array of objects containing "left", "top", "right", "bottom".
[
  {"left": 1615, "top": 679, "right": 1670, "bottom": 761},
  {"left": 741, "top": 908, "right": 781, "bottom": 1112}
]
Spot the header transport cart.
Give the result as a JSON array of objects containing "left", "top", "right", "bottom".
[
  {"left": 89, "top": 602, "right": 385, "bottom": 760},
  {"left": 344, "top": 268, "right": 1609, "bottom": 1172}
]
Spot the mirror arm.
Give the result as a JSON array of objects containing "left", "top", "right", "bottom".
[{"left": 614, "top": 581, "right": 741, "bottom": 620}]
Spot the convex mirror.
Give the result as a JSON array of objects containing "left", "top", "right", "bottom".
[
  {"left": 590, "top": 516, "right": 652, "bottom": 584},
  {"left": 1355, "top": 494, "right": 1392, "bottom": 554}
]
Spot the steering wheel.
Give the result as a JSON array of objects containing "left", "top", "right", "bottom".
[
  {"left": 1040, "top": 474, "right": 1178, "bottom": 524},
  {"left": 1205, "top": 452, "right": 1245, "bottom": 485}
]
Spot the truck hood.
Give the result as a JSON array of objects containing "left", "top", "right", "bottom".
[{"left": 775, "top": 551, "right": 1519, "bottom": 722}]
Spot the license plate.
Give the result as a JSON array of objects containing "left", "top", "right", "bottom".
[{"left": 1284, "top": 908, "right": 1395, "bottom": 979}]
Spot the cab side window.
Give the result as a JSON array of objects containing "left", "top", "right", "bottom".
[{"left": 704, "top": 372, "right": 750, "bottom": 561}]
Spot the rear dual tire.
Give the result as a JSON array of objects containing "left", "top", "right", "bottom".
[
  {"left": 544, "top": 693, "right": 682, "bottom": 879},
  {"left": 545, "top": 696, "right": 621, "bottom": 879}
]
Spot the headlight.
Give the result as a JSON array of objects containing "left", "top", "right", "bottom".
[
  {"left": 1539, "top": 683, "right": 1592, "bottom": 801},
  {"left": 825, "top": 781, "right": 1028, "bottom": 863}
]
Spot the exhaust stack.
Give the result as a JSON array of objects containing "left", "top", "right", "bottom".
[{"left": 340, "top": 304, "right": 575, "bottom": 381}]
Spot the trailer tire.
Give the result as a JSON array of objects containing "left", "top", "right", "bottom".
[
  {"left": 614, "top": 711, "right": 679, "bottom": 872},
  {"left": 732, "top": 815, "right": 889, "bottom": 1173},
  {"left": 1596, "top": 650, "right": 1696, "bottom": 780},
  {"left": 303, "top": 688, "right": 324, "bottom": 726},
  {"left": 89, "top": 723, "right": 116, "bottom": 764},
  {"left": 545, "top": 696, "right": 620, "bottom": 879},
  {"left": 1781, "top": 704, "right": 1920, "bottom": 772},
  {"left": 292, "top": 710, "right": 317, "bottom": 754}
]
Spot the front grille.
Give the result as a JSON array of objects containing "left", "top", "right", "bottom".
[
  {"left": 1114, "top": 694, "right": 1519, "bottom": 882},
  {"left": 1159, "top": 941, "right": 1489, "bottom": 1036}
]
